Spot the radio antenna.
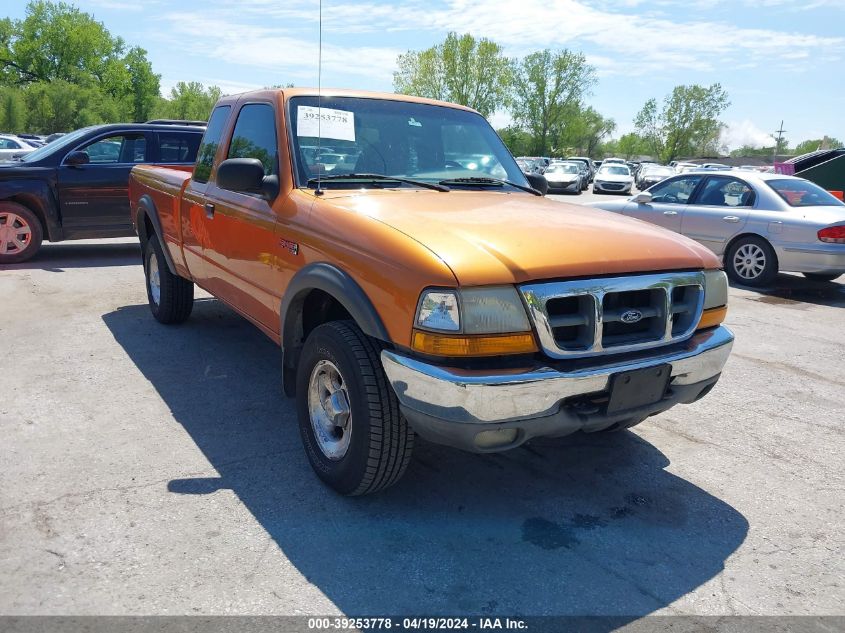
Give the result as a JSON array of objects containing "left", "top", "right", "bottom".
[{"left": 315, "top": 0, "right": 324, "bottom": 196}]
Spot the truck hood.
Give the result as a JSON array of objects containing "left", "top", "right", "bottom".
[{"left": 320, "top": 189, "right": 720, "bottom": 286}]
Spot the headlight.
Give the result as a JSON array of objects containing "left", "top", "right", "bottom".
[
  {"left": 703, "top": 270, "right": 728, "bottom": 309},
  {"left": 413, "top": 287, "right": 537, "bottom": 356},
  {"left": 415, "top": 286, "right": 530, "bottom": 334},
  {"left": 461, "top": 287, "right": 531, "bottom": 333},
  {"left": 416, "top": 291, "right": 460, "bottom": 331}
]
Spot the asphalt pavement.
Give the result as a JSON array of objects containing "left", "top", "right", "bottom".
[{"left": 1, "top": 211, "right": 843, "bottom": 618}]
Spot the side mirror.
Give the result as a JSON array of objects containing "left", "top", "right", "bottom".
[
  {"left": 216, "top": 158, "right": 279, "bottom": 200},
  {"left": 525, "top": 173, "right": 548, "bottom": 196},
  {"left": 633, "top": 191, "right": 653, "bottom": 204},
  {"left": 65, "top": 151, "right": 90, "bottom": 166}
]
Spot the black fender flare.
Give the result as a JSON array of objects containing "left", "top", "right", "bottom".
[
  {"left": 280, "top": 262, "right": 390, "bottom": 369},
  {"left": 135, "top": 193, "right": 177, "bottom": 275}
]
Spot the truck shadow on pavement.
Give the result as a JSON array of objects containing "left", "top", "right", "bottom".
[
  {"left": 3, "top": 241, "right": 140, "bottom": 272},
  {"left": 103, "top": 300, "right": 748, "bottom": 622}
]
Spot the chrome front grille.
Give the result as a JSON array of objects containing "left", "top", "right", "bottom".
[{"left": 520, "top": 272, "right": 705, "bottom": 359}]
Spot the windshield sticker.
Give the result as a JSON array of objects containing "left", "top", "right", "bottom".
[
  {"left": 408, "top": 117, "right": 422, "bottom": 127},
  {"left": 297, "top": 106, "right": 355, "bottom": 142}
]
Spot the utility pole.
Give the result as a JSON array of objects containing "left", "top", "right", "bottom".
[{"left": 773, "top": 120, "right": 787, "bottom": 163}]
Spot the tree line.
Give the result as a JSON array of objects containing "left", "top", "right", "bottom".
[
  {"left": 395, "top": 33, "right": 837, "bottom": 162},
  {"left": 0, "top": 1, "right": 222, "bottom": 134}
]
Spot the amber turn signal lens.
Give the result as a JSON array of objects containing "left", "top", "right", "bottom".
[
  {"left": 411, "top": 330, "right": 538, "bottom": 356},
  {"left": 696, "top": 305, "right": 727, "bottom": 330}
]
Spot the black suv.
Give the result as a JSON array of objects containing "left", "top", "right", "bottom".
[{"left": 0, "top": 122, "right": 204, "bottom": 263}]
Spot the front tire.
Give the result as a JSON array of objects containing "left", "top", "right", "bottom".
[
  {"left": 803, "top": 272, "right": 841, "bottom": 282},
  {"left": 0, "top": 202, "right": 43, "bottom": 264},
  {"left": 296, "top": 321, "right": 413, "bottom": 496},
  {"left": 726, "top": 236, "right": 778, "bottom": 286},
  {"left": 144, "top": 237, "right": 194, "bottom": 324}
]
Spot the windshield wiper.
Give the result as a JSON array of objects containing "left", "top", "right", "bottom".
[
  {"left": 438, "top": 177, "right": 542, "bottom": 196},
  {"left": 307, "top": 173, "right": 450, "bottom": 192}
]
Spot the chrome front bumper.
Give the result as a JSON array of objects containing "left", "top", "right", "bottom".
[{"left": 381, "top": 326, "right": 733, "bottom": 451}]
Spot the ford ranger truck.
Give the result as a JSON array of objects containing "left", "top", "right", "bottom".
[{"left": 128, "top": 89, "right": 733, "bottom": 496}]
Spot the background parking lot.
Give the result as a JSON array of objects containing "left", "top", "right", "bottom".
[{"left": 1, "top": 208, "right": 843, "bottom": 616}]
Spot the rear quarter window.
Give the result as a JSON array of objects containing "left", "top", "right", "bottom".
[{"left": 158, "top": 132, "right": 202, "bottom": 163}]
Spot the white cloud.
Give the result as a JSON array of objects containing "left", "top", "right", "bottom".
[
  {"left": 158, "top": 13, "right": 400, "bottom": 84},
  {"left": 720, "top": 120, "right": 777, "bottom": 150},
  {"left": 191, "top": 0, "right": 844, "bottom": 80}
]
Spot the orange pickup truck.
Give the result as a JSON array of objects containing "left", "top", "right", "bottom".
[{"left": 129, "top": 88, "right": 733, "bottom": 495}]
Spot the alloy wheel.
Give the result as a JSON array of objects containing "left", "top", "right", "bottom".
[
  {"left": 0, "top": 212, "right": 32, "bottom": 256},
  {"left": 733, "top": 243, "right": 766, "bottom": 280}
]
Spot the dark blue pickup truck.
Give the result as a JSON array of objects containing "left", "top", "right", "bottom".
[{"left": 0, "top": 122, "right": 204, "bottom": 263}]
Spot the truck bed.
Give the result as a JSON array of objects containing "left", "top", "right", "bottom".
[{"left": 129, "top": 164, "right": 194, "bottom": 275}]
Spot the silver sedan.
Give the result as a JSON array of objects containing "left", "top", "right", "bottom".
[{"left": 585, "top": 171, "right": 845, "bottom": 286}]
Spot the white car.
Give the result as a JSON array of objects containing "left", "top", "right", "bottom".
[
  {"left": 585, "top": 171, "right": 845, "bottom": 285},
  {"left": 593, "top": 164, "right": 634, "bottom": 194},
  {"left": 543, "top": 162, "right": 584, "bottom": 194},
  {"left": 0, "top": 135, "right": 37, "bottom": 161}
]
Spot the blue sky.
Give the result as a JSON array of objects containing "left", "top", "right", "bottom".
[{"left": 6, "top": 0, "right": 843, "bottom": 149}]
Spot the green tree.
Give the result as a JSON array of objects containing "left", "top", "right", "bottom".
[
  {"left": 156, "top": 82, "right": 222, "bottom": 121},
  {"left": 2, "top": 1, "right": 118, "bottom": 84},
  {"left": 509, "top": 49, "right": 596, "bottom": 155},
  {"left": 556, "top": 106, "right": 615, "bottom": 157},
  {"left": 497, "top": 125, "right": 534, "bottom": 157},
  {"left": 729, "top": 144, "right": 774, "bottom": 159},
  {"left": 634, "top": 84, "right": 730, "bottom": 163},
  {"left": 394, "top": 32, "right": 511, "bottom": 117},
  {"left": 0, "top": 86, "right": 26, "bottom": 131},
  {"left": 0, "top": 1, "right": 160, "bottom": 123},
  {"left": 24, "top": 80, "right": 121, "bottom": 133},
  {"left": 616, "top": 132, "right": 650, "bottom": 160},
  {"left": 792, "top": 137, "right": 843, "bottom": 155}
]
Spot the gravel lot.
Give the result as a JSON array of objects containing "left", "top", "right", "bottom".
[{"left": 1, "top": 199, "right": 843, "bottom": 618}]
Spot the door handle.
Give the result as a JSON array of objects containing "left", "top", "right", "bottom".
[
  {"left": 722, "top": 215, "right": 740, "bottom": 223},
  {"left": 204, "top": 203, "right": 215, "bottom": 219},
  {"left": 663, "top": 210, "right": 678, "bottom": 216}
]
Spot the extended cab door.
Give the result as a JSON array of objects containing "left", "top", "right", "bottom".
[
  {"left": 623, "top": 174, "right": 704, "bottom": 234},
  {"left": 179, "top": 105, "right": 233, "bottom": 282},
  {"left": 57, "top": 132, "right": 150, "bottom": 237},
  {"left": 200, "top": 101, "right": 285, "bottom": 332}
]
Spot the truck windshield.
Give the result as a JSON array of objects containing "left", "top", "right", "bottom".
[{"left": 288, "top": 96, "right": 528, "bottom": 191}]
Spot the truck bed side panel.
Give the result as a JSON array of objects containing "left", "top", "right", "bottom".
[{"left": 129, "top": 165, "right": 193, "bottom": 278}]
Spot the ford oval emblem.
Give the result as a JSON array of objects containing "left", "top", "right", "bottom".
[{"left": 621, "top": 309, "right": 643, "bottom": 324}]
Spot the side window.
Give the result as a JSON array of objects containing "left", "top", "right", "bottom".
[
  {"left": 0, "top": 138, "right": 21, "bottom": 149},
  {"left": 158, "top": 132, "right": 202, "bottom": 164},
  {"left": 78, "top": 134, "right": 147, "bottom": 164},
  {"left": 694, "top": 176, "right": 756, "bottom": 207},
  {"left": 194, "top": 106, "right": 232, "bottom": 184},
  {"left": 227, "top": 103, "right": 277, "bottom": 176},
  {"left": 650, "top": 175, "right": 703, "bottom": 204}
]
